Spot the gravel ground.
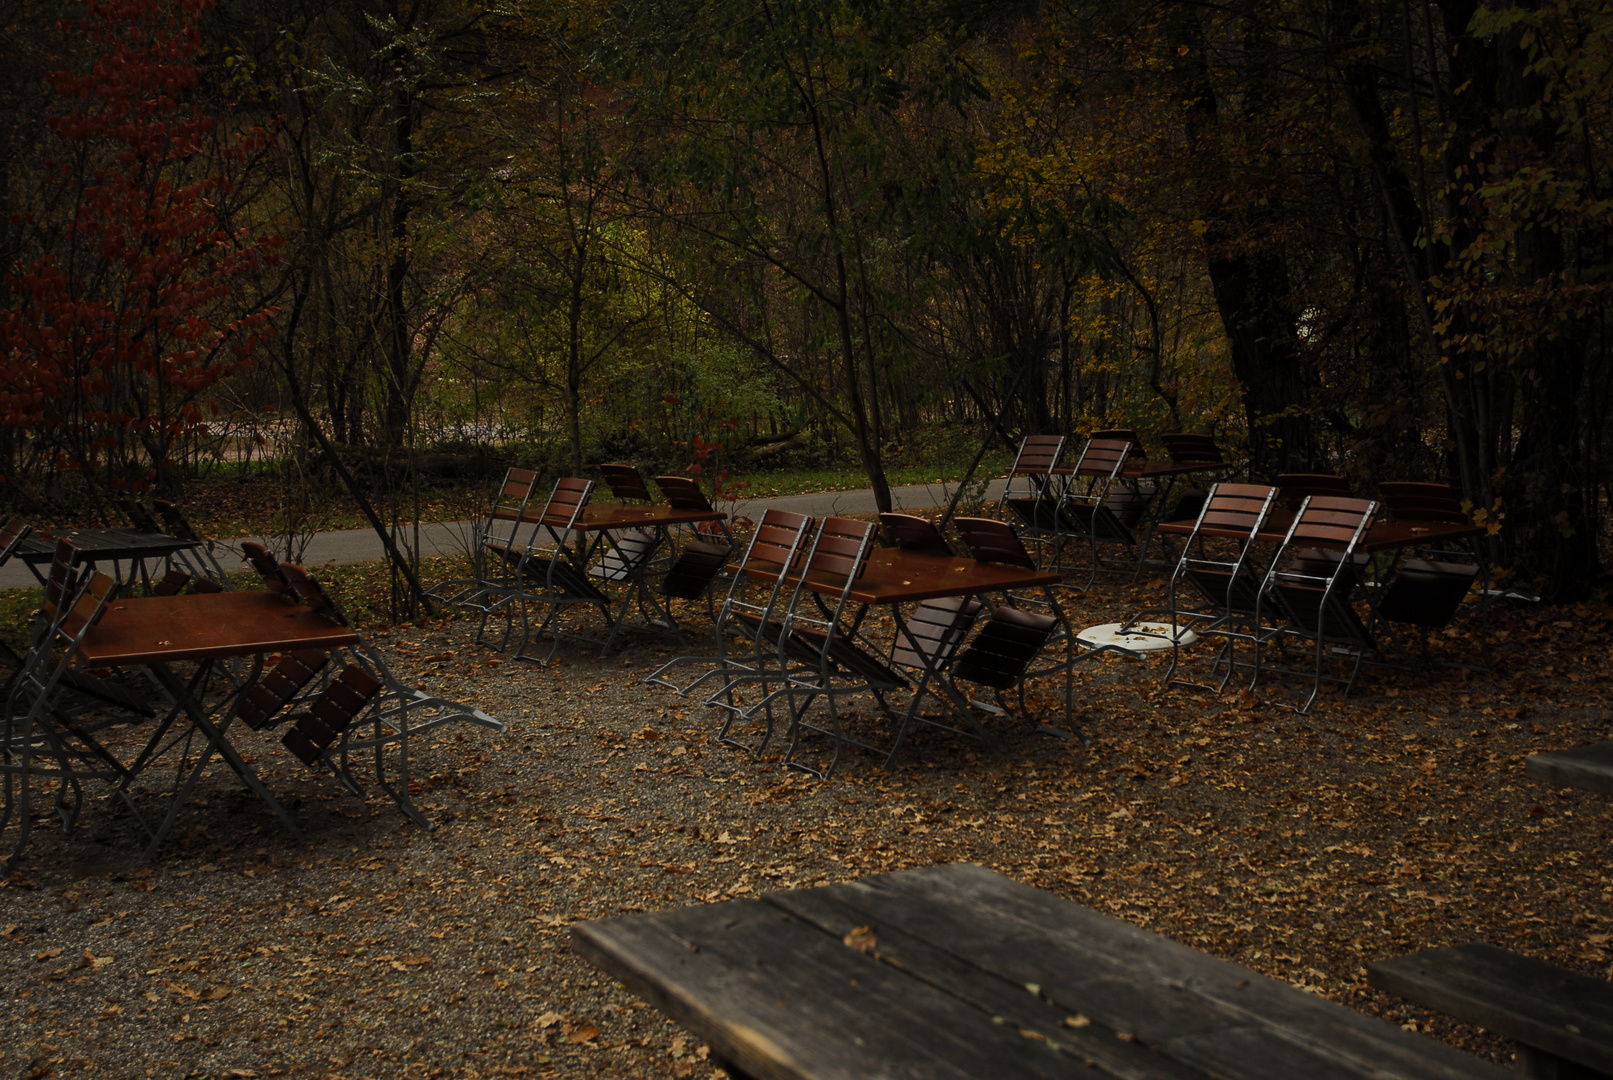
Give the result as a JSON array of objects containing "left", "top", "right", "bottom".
[{"left": 1, "top": 570, "right": 1610, "bottom": 1079}]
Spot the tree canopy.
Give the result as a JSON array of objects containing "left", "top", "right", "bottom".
[{"left": 3, "top": 0, "right": 1611, "bottom": 600}]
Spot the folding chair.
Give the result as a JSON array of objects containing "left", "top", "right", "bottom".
[
  {"left": 1158, "top": 433, "right": 1236, "bottom": 523},
  {"left": 879, "top": 513, "right": 954, "bottom": 556},
  {"left": 277, "top": 563, "right": 502, "bottom": 827},
  {"left": 1373, "top": 482, "right": 1483, "bottom": 659},
  {"left": 425, "top": 465, "right": 542, "bottom": 609},
  {"left": 1259, "top": 496, "right": 1379, "bottom": 713},
  {"left": 994, "top": 435, "right": 1066, "bottom": 563},
  {"left": 1275, "top": 473, "right": 1352, "bottom": 509},
  {"left": 598, "top": 464, "right": 655, "bottom": 504},
  {"left": 151, "top": 500, "right": 233, "bottom": 588},
  {"left": 118, "top": 498, "right": 164, "bottom": 534},
  {"left": 1142, "top": 483, "right": 1279, "bottom": 691},
  {"left": 645, "top": 510, "right": 816, "bottom": 753},
  {"left": 2, "top": 542, "right": 142, "bottom": 873},
  {"left": 945, "top": 516, "right": 1138, "bottom": 739},
  {"left": 769, "top": 518, "right": 914, "bottom": 779},
  {"left": 1049, "top": 436, "right": 1142, "bottom": 584},
  {"left": 651, "top": 474, "right": 735, "bottom": 610},
  {"left": 482, "top": 477, "right": 613, "bottom": 664}
]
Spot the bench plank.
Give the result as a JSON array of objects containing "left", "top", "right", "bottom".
[
  {"left": 1526, "top": 743, "right": 1613, "bottom": 796},
  {"left": 1367, "top": 943, "right": 1613, "bottom": 1075}
]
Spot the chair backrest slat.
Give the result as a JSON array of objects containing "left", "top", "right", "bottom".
[
  {"left": 598, "top": 464, "right": 654, "bottom": 504},
  {"left": 654, "top": 475, "right": 717, "bottom": 512},
  {"left": 1008, "top": 435, "right": 1065, "bottom": 476},
  {"left": 1161, "top": 433, "right": 1226, "bottom": 465},
  {"left": 1276, "top": 474, "right": 1352, "bottom": 510},
  {"left": 879, "top": 513, "right": 951, "bottom": 556},
  {"left": 0, "top": 517, "right": 31, "bottom": 568},
  {"left": 1072, "top": 437, "right": 1132, "bottom": 479},
  {"left": 242, "top": 541, "right": 295, "bottom": 596},
  {"left": 1378, "top": 481, "right": 1468, "bottom": 524},
  {"left": 953, "top": 517, "right": 1037, "bottom": 571},
  {"left": 806, "top": 517, "right": 876, "bottom": 581},
  {"left": 280, "top": 564, "right": 351, "bottom": 627}
]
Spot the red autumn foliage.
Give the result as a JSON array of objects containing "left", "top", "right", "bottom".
[{"left": 0, "top": 0, "right": 279, "bottom": 492}]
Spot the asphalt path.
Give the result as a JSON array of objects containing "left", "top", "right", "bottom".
[{"left": 0, "top": 479, "right": 1010, "bottom": 591}]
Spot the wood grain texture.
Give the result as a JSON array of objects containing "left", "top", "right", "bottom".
[
  {"left": 1368, "top": 943, "right": 1613, "bottom": 1074},
  {"left": 77, "top": 591, "right": 359, "bottom": 666},
  {"left": 573, "top": 863, "right": 1511, "bottom": 1080},
  {"left": 1526, "top": 744, "right": 1613, "bottom": 796}
]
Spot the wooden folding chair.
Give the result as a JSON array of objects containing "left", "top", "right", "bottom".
[
  {"left": 764, "top": 518, "right": 915, "bottom": 779},
  {"left": 879, "top": 513, "right": 954, "bottom": 556},
  {"left": 152, "top": 500, "right": 233, "bottom": 587},
  {"left": 1138, "top": 483, "right": 1280, "bottom": 692},
  {"left": 2, "top": 542, "right": 143, "bottom": 873},
  {"left": 1373, "top": 482, "right": 1484, "bottom": 661},
  {"left": 427, "top": 465, "right": 543, "bottom": 610},
  {"left": 948, "top": 517, "right": 1134, "bottom": 737},
  {"left": 475, "top": 477, "right": 612, "bottom": 664},
  {"left": 994, "top": 436, "right": 1067, "bottom": 562},
  {"left": 1050, "top": 436, "right": 1143, "bottom": 585},
  {"left": 599, "top": 464, "right": 655, "bottom": 504},
  {"left": 1260, "top": 496, "right": 1379, "bottom": 713},
  {"left": 645, "top": 509, "right": 816, "bottom": 754},
  {"left": 1158, "top": 433, "right": 1236, "bottom": 523},
  {"left": 278, "top": 563, "right": 502, "bottom": 827},
  {"left": 652, "top": 475, "right": 734, "bottom": 608}
]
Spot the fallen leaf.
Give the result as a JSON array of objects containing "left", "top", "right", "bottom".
[
  {"left": 1063, "top": 1014, "right": 1091, "bottom": 1028},
  {"left": 35, "top": 948, "right": 62, "bottom": 961},
  {"left": 535, "top": 1011, "right": 563, "bottom": 1029},
  {"left": 567, "top": 1023, "right": 600, "bottom": 1044},
  {"left": 842, "top": 925, "right": 876, "bottom": 954}
]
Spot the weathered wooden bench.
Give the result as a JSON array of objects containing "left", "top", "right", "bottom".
[
  {"left": 1368, "top": 942, "right": 1613, "bottom": 1079},
  {"left": 1527, "top": 743, "right": 1613, "bottom": 796},
  {"left": 576, "top": 862, "right": 1508, "bottom": 1080}
]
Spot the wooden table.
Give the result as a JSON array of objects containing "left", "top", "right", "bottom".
[
  {"left": 515, "top": 502, "right": 730, "bottom": 653},
  {"left": 573, "top": 863, "right": 1506, "bottom": 1080},
  {"left": 15, "top": 527, "right": 204, "bottom": 588},
  {"left": 70, "top": 590, "right": 365, "bottom": 855},
  {"left": 735, "top": 547, "right": 1076, "bottom": 748},
  {"left": 1369, "top": 943, "right": 1613, "bottom": 1078}
]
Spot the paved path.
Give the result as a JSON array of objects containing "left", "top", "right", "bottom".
[{"left": 0, "top": 479, "right": 1009, "bottom": 591}]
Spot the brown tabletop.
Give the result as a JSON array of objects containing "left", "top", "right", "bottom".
[
  {"left": 77, "top": 591, "right": 359, "bottom": 667},
  {"left": 1156, "top": 514, "right": 1483, "bottom": 553},
  {"left": 495, "top": 504, "right": 725, "bottom": 532},
  {"left": 735, "top": 547, "right": 1061, "bottom": 605}
]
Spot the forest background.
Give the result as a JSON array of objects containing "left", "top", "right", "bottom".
[{"left": 2, "top": 0, "right": 1611, "bottom": 608}]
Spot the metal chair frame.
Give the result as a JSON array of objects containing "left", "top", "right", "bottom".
[
  {"left": 1141, "top": 483, "right": 1279, "bottom": 693},
  {"left": 1257, "top": 496, "right": 1380, "bottom": 714},
  {"left": 1049, "top": 437, "right": 1143, "bottom": 585},
  {"left": 427, "top": 466, "right": 543, "bottom": 610},
  {"left": 995, "top": 435, "right": 1067, "bottom": 565},
  {"left": 477, "top": 477, "right": 612, "bottom": 664},
  {"left": 646, "top": 510, "right": 817, "bottom": 754}
]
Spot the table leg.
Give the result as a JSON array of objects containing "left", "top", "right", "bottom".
[{"left": 141, "top": 658, "right": 300, "bottom": 859}]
